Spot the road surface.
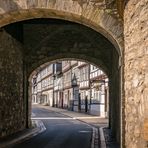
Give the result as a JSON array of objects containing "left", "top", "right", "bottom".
[{"left": 12, "top": 106, "right": 93, "bottom": 148}]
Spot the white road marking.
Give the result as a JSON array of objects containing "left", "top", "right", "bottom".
[
  {"left": 31, "top": 116, "right": 102, "bottom": 120},
  {"left": 31, "top": 117, "right": 73, "bottom": 120},
  {"left": 73, "top": 116, "right": 102, "bottom": 119},
  {"left": 78, "top": 130, "right": 92, "bottom": 133}
]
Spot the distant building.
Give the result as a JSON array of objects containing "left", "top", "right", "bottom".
[
  {"left": 62, "top": 60, "right": 79, "bottom": 110},
  {"left": 77, "top": 62, "right": 90, "bottom": 112},
  {"left": 89, "top": 65, "right": 109, "bottom": 117},
  {"left": 32, "top": 64, "right": 54, "bottom": 106},
  {"left": 53, "top": 62, "right": 63, "bottom": 108},
  {"left": 32, "top": 60, "right": 109, "bottom": 117},
  {"left": 32, "top": 75, "right": 37, "bottom": 103}
]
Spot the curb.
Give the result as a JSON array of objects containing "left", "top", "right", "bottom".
[
  {"left": 0, "top": 120, "right": 46, "bottom": 148},
  {"left": 91, "top": 127, "right": 99, "bottom": 148},
  {"left": 99, "top": 127, "right": 106, "bottom": 148}
]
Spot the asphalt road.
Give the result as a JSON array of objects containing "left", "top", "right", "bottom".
[{"left": 12, "top": 106, "right": 93, "bottom": 148}]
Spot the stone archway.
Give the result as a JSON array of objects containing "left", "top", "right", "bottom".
[
  {"left": 0, "top": 1, "right": 124, "bottom": 147},
  {"left": 0, "top": 0, "right": 123, "bottom": 54},
  {"left": 18, "top": 18, "right": 121, "bottom": 145}
]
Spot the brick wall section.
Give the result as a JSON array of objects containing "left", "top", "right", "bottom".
[
  {"left": 0, "top": 30, "right": 25, "bottom": 137},
  {"left": 124, "top": 0, "right": 148, "bottom": 147}
]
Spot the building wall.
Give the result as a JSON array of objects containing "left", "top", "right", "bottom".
[
  {"left": 47, "top": 90, "right": 54, "bottom": 107},
  {"left": 124, "top": 0, "right": 148, "bottom": 147},
  {"left": 32, "top": 64, "right": 54, "bottom": 105},
  {"left": 90, "top": 86, "right": 106, "bottom": 117}
]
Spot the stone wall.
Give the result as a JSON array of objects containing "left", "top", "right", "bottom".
[
  {"left": 0, "top": 30, "right": 25, "bottom": 137},
  {"left": 109, "top": 49, "right": 121, "bottom": 145},
  {"left": 124, "top": 0, "right": 148, "bottom": 147}
]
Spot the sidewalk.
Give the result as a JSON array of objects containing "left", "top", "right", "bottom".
[{"left": 0, "top": 120, "right": 46, "bottom": 148}]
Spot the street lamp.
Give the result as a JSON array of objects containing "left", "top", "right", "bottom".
[
  {"left": 71, "top": 74, "right": 77, "bottom": 111},
  {"left": 72, "top": 74, "right": 77, "bottom": 87}
]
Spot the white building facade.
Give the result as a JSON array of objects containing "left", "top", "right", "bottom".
[{"left": 32, "top": 60, "right": 109, "bottom": 117}]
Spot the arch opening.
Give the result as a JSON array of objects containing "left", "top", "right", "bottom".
[
  {"left": 30, "top": 59, "right": 109, "bottom": 118},
  {"left": 0, "top": 17, "right": 122, "bottom": 146}
]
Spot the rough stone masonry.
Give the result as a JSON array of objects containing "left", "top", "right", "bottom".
[
  {"left": 124, "top": 0, "right": 148, "bottom": 147},
  {"left": 0, "top": 30, "right": 26, "bottom": 137},
  {"left": 0, "top": 0, "right": 147, "bottom": 147}
]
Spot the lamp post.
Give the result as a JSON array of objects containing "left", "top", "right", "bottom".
[
  {"left": 71, "top": 74, "right": 77, "bottom": 111},
  {"left": 52, "top": 74, "right": 55, "bottom": 107},
  {"left": 89, "top": 82, "right": 93, "bottom": 111}
]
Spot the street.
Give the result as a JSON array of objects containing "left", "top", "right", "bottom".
[{"left": 12, "top": 105, "right": 93, "bottom": 148}]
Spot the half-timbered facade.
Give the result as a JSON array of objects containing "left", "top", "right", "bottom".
[{"left": 32, "top": 60, "right": 108, "bottom": 117}]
